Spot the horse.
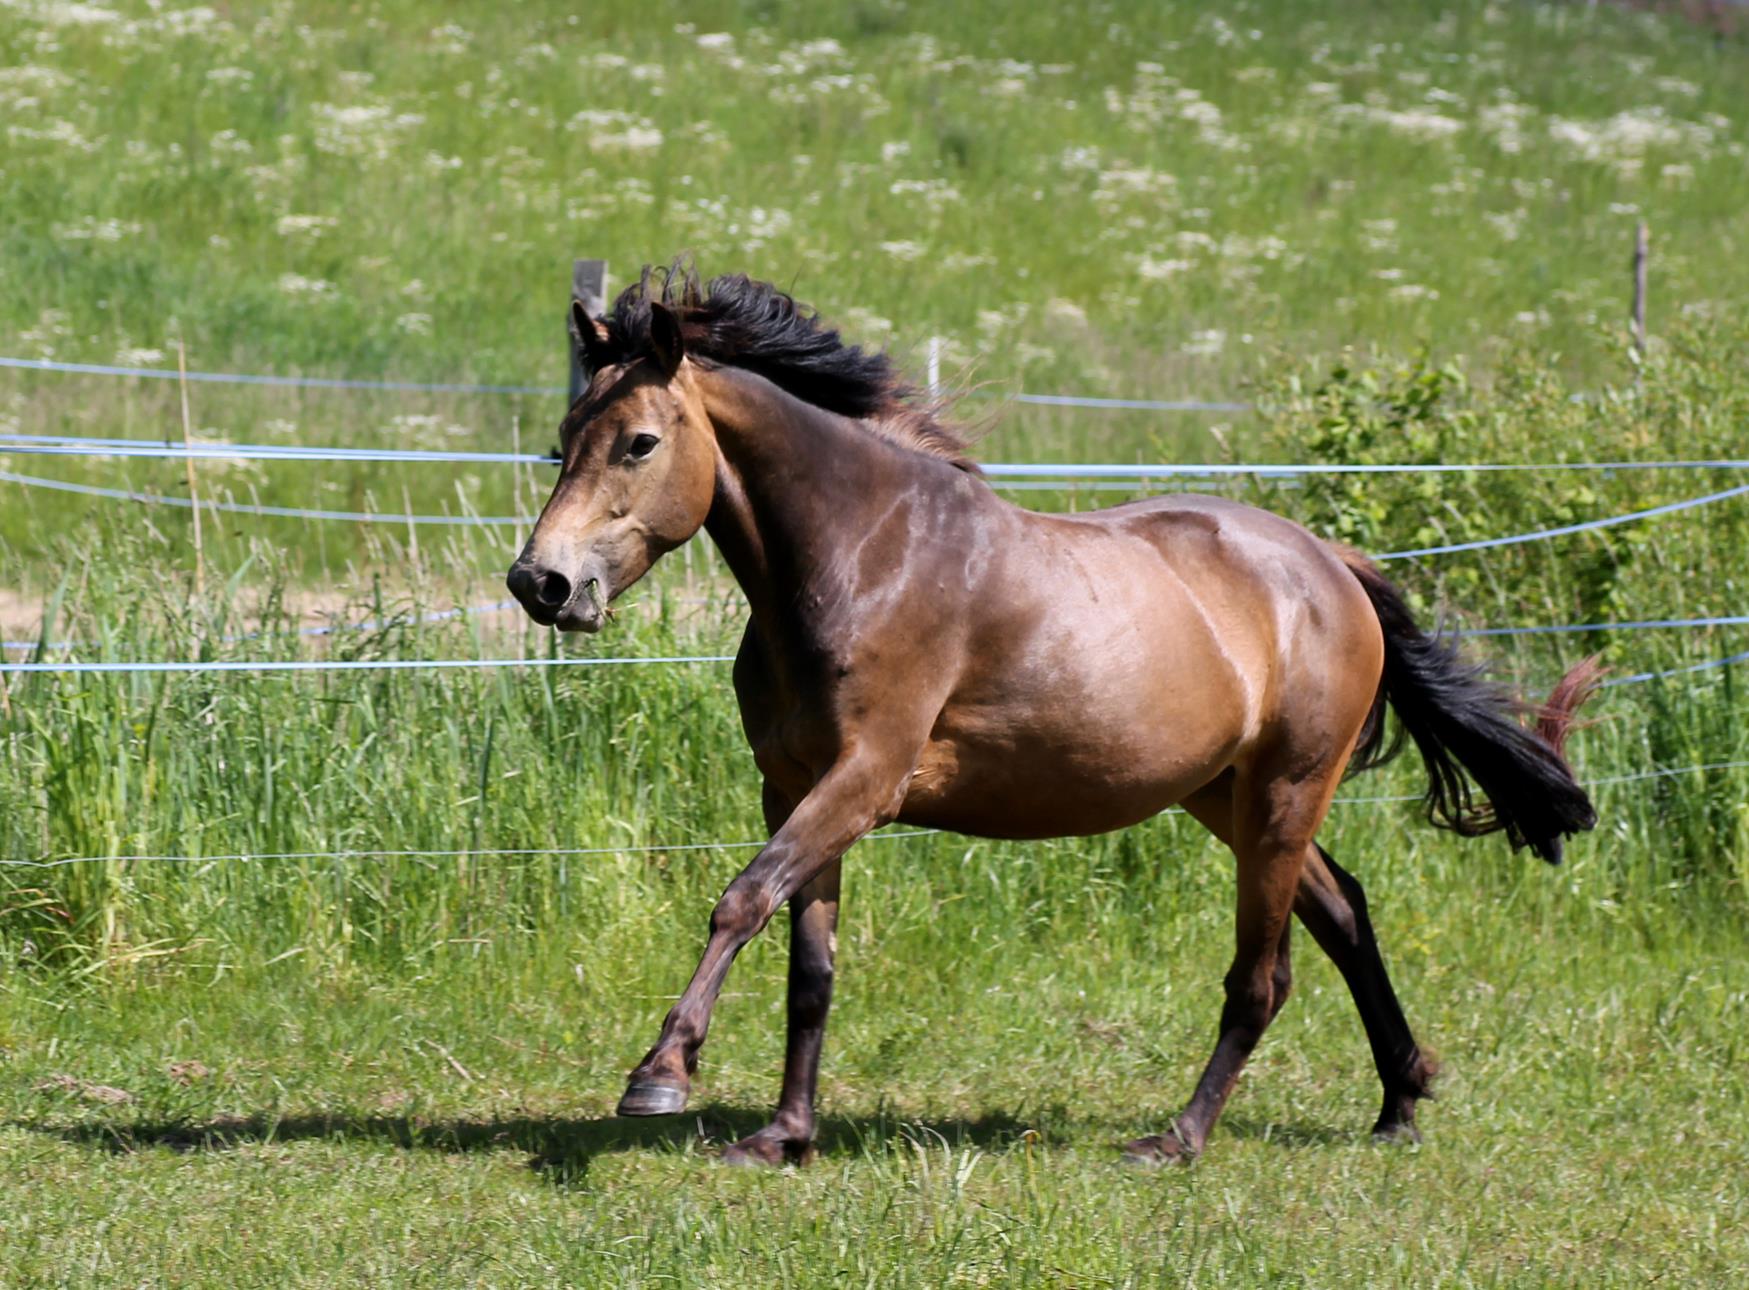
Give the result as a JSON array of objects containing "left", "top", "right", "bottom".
[{"left": 506, "top": 261, "right": 1599, "bottom": 1167}]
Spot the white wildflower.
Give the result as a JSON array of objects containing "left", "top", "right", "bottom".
[
  {"left": 278, "top": 273, "right": 336, "bottom": 298},
  {"left": 7, "top": 117, "right": 97, "bottom": 152},
  {"left": 275, "top": 213, "right": 337, "bottom": 239},
  {"left": 1483, "top": 209, "right": 1525, "bottom": 241},
  {"left": 53, "top": 217, "right": 142, "bottom": 242},
  {"left": 431, "top": 23, "right": 471, "bottom": 52},
  {"left": 878, "top": 240, "right": 924, "bottom": 261},
  {"left": 19, "top": 308, "right": 71, "bottom": 358},
  {"left": 1360, "top": 218, "right": 1397, "bottom": 252},
  {"left": 1181, "top": 329, "right": 1225, "bottom": 357},
  {"left": 596, "top": 125, "right": 663, "bottom": 151},
  {"left": 29, "top": 2, "right": 121, "bottom": 27},
  {"left": 209, "top": 128, "right": 252, "bottom": 156},
  {"left": 1136, "top": 255, "right": 1194, "bottom": 280},
  {"left": 1548, "top": 108, "right": 1712, "bottom": 167},
  {"left": 1477, "top": 101, "right": 1531, "bottom": 154},
  {"left": 1363, "top": 106, "right": 1464, "bottom": 141},
  {"left": 889, "top": 178, "right": 961, "bottom": 208},
  {"left": 940, "top": 252, "right": 995, "bottom": 271},
  {"left": 312, "top": 102, "right": 425, "bottom": 160},
  {"left": 394, "top": 312, "right": 432, "bottom": 335},
  {"left": 1044, "top": 299, "right": 1089, "bottom": 328},
  {"left": 836, "top": 306, "right": 894, "bottom": 341}
]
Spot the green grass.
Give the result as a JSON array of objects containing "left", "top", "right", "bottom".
[
  {"left": 4, "top": 0, "right": 1749, "bottom": 567},
  {"left": 2, "top": 858, "right": 1746, "bottom": 1286},
  {"left": 5, "top": 0, "right": 1749, "bottom": 1284}
]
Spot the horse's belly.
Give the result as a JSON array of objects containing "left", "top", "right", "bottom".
[{"left": 896, "top": 717, "right": 1236, "bottom": 840}]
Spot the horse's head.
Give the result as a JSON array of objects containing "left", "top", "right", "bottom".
[{"left": 507, "top": 300, "right": 716, "bottom": 632}]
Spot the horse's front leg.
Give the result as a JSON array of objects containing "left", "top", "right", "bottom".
[
  {"left": 616, "top": 754, "right": 904, "bottom": 1123},
  {"left": 722, "top": 853, "right": 841, "bottom": 1166}
]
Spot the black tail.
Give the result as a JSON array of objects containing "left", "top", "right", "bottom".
[{"left": 1341, "top": 552, "right": 1600, "bottom": 865}]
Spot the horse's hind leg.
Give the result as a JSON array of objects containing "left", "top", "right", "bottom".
[
  {"left": 1123, "top": 763, "right": 1326, "bottom": 1165},
  {"left": 1295, "top": 844, "right": 1437, "bottom": 1141}
]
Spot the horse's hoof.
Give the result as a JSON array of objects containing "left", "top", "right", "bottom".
[
  {"left": 1119, "top": 1132, "right": 1197, "bottom": 1167},
  {"left": 616, "top": 1079, "right": 689, "bottom": 1117},
  {"left": 721, "top": 1133, "right": 814, "bottom": 1168},
  {"left": 1371, "top": 1120, "right": 1422, "bottom": 1146}
]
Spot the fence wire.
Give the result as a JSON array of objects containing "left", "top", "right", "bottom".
[{"left": 6, "top": 760, "right": 1741, "bottom": 872}]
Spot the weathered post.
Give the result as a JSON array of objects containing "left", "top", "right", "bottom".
[
  {"left": 568, "top": 259, "right": 608, "bottom": 405},
  {"left": 1631, "top": 221, "right": 1649, "bottom": 365}
]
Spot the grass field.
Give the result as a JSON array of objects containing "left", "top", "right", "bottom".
[{"left": 4, "top": 0, "right": 1749, "bottom": 1285}]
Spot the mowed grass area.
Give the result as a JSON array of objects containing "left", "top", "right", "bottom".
[
  {"left": 5, "top": 0, "right": 1749, "bottom": 1284},
  {"left": 3, "top": 837, "right": 1746, "bottom": 1286}
]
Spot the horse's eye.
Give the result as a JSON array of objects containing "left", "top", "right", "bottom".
[{"left": 627, "top": 433, "right": 660, "bottom": 461}]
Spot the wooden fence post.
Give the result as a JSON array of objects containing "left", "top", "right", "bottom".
[
  {"left": 1631, "top": 221, "right": 1649, "bottom": 365},
  {"left": 568, "top": 258, "right": 608, "bottom": 405}
]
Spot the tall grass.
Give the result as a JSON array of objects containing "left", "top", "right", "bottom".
[{"left": 5, "top": 319, "right": 1749, "bottom": 973}]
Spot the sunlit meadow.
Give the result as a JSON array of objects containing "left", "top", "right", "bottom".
[{"left": 3, "top": 1, "right": 1748, "bottom": 1285}]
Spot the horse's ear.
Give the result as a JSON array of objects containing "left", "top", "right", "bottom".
[
  {"left": 648, "top": 302, "right": 685, "bottom": 379},
  {"left": 570, "top": 299, "right": 609, "bottom": 372}
]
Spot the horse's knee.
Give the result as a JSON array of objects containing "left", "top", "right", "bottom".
[
  {"left": 710, "top": 883, "right": 768, "bottom": 939},
  {"left": 1267, "top": 958, "right": 1293, "bottom": 1021},
  {"left": 1220, "top": 967, "right": 1278, "bottom": 1035}
]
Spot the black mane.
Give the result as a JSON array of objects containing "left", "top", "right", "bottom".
[{"left": 594, "top": 258, "right": 976, "bottom": 471}]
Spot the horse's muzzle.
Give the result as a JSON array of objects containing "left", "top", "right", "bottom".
[{"left": 506, "top": 560, "right": 607, "bottom": 632}]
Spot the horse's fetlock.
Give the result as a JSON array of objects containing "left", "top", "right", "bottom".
[{"left": 1403, "top": 1048, "right": 1439, "bottom": 1100}]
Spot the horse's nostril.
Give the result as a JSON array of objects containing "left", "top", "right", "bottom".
[
  {"left": 508, "top": 562, "right": 574, "bottom": 617},
  {"left": 532, "top": 569, "right": 572, "bottom": 609}
]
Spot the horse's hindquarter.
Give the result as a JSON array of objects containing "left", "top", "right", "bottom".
[{"left": 900, "top": 495, "right": 1380, "bottom": 839}]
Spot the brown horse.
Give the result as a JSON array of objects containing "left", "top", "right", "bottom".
[{"left": 507, "top": 262, "right": 1598, "bottom": 1166}]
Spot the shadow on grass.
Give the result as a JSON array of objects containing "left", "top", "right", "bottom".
[
  {"left": 1214, "top": 1113, "right": 1356, "bottom": 1149},
  {"left": 19, "top": 1104, "right": 1058, "bottom": 1185}
]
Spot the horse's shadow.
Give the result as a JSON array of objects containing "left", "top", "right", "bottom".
[{"left": 22, "top": 1104, "right": 1050, "bottom": 1185}]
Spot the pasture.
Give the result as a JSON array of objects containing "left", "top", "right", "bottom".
[{"left": 3, "top": 0, "right": 1748, "bottom": 1284}]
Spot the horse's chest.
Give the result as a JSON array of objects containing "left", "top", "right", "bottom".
[{"left": 737, "top": 690, "right": 840, "bottom": 799}]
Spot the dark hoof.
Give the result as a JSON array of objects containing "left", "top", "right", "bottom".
[
  {"left": 1371, "top": 1120, "right": 1423, "bottom": 1146},
  {"left": 721, "top": 1132, "right": 815, "bottom": 1168},
  {"left": 1119, "top": 1131, "right": 1197, "bottom": 1167},
  {"left": 616, "top": 1079, "right": 689, "bottom": 1117}
]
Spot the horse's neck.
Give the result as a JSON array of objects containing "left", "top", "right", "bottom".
[{"left": 697, "top": 367, "right": 910, "bottom": 632}]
